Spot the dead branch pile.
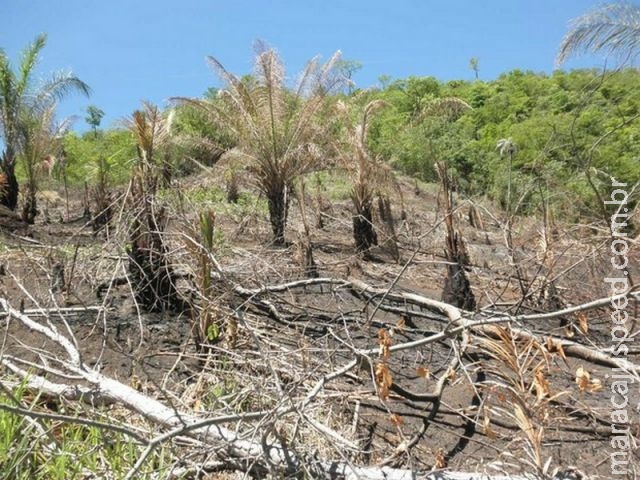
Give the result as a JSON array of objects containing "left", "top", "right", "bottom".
[{"left": 1, "top": 264, "right": 637, "bottom": 479}]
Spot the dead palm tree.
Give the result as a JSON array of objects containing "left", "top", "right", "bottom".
[
  {"left": 496, "top": 138, "right": 518, "bottom": 221},
  {"left": 0, "top": 34, "right": 89, "bottom": 210},
  {"left": 125, "top": 101, "right": 174, "bottom": 182},
  {"left": 556, "top": 2, "right": 640, "bottom": 66},
  {"left": 124, "top": 102, "right": 184, "bottom": 312},
  {"left": 19, "top": 101, "right": 72, "bottom": 223},
  {"left": 344, "top": 96, "right": 471, "bottom": 255},
  {"left": 497, "top": 138, "right": 527, "bottom": 297},
  {"left": 342, "top": 100, "right": 396, "bottom": 254},
  {"left": 174, "top": 42, "right": 346, "bottom": 245}
]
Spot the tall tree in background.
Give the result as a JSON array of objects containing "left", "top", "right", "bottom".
[
  {"left": 85, "top": 105, "right": 105, "bottom": 138},
  {"left": 496, "top": 138, "right": 518, "bottom": 222},
  {"left": 469, "top": 57, "right": 480, "bottom": 80},
  {"left": 0, "top": 34, "right": 89, "bottom": 210},
  {"left": 556, "top": 2, "right": 640, "bottom": 66},
  {"left": 176, "top": 42, "right": 346, "bottom": 245},
  {"left": 336, "top": 58, "right": 362, "bottom": 94}
]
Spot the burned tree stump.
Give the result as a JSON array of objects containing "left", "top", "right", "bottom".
[
  {"left": 128, "top": 175, "right": 185, "bottom": 313},
  {"left": 353, "top": 206, "right": 378, "bottom": 255},
  {"left": 437, "top": 162, "right": 476, "bottom": 311}
]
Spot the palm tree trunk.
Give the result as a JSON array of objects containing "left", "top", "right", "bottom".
[
  {"left": 22, "top": 182, "right": 37, "bottom": 224},
  {"left": 266, "top": 183, "right": 290, "bottom": 246}
]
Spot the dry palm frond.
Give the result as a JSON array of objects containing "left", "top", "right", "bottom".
[
  {"left": 480, "top": 326, "right": 554, "bottom": 397},
  {"left": 512, "top": 403, "right": 545, "bottom": 470},
  {"left": 18, "top": 99, "right": 73, "bottom": 222},
  {"left": 496, "top": 138, "right": 518, "bottom": 157},
  {"left": 343, "top": 100, "right": 396, "bottom": 207},
  {"left": 480, "top": 326, "right": 521, "bottom": 374},
  {"left": 125, "top": 102, "right": 173, "bottom": 164},
  {"left": 196, "top": 43, "right": 344, "bottom": 184},
  {"left": 556, "top": 2, "right": 640, "bottom": 66}
]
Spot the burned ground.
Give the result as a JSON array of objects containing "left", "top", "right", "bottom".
[{"left": 0, "top": 175, "right": 638, "bottom": 479}]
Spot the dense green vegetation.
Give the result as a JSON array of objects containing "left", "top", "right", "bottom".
[
  {"left": 58, "top": 67, "right": 639, "bottom": 225},
  {"left": 363, "top": 68, "right": 640, "bottom": 219},
  {"left": 62, "top": 129, "right": 136, "bottom": 185}
]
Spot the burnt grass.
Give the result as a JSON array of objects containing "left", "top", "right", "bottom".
[{"left": 0, "top": 174, "right": 638, "bottom": 478}]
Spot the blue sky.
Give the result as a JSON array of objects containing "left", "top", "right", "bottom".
[{"left": 1, "top": 1, "right": 611, "bottom": 131}]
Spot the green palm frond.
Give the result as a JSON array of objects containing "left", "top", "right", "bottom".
[
  {"left": 17, "top": 34, "right": 46, "bottom": 97},
  {"left": 556, "top": 2, "right": 640, "bottom": 66},
  {"left": 36, "top": 71, "right": 91, "bottom": 105},
  {"left": 0, "top": 52, "right": 18, "bottom": 144},
  {"left": 0, "top": 35, "right": 88, "bottom": 166},
  {"left": 0, "top": 51, "right": 14, "bottom": 102}
]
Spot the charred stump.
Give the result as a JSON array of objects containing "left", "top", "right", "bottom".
[
  {"left": 437, "top": 162, "right": 476, "bottom": 310},
  {"left": 353, "top": 204, "right": 378, "bottom": 254},
  {"left": 128, "top": 175, "right": 185, "bottom": 312},
  {"left": 442, "top": 230, "right": 476, "bottom": 310},
  {"left": 21, "top": 183, "right": 37, "bottom": 224},
  {"left": 377, "top": 194, "right": 400, "bottom": 262}
]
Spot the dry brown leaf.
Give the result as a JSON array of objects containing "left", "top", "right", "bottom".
[
  {"left": 555, "top": 340, "right": 566, "bottom": 360},
  {"left": 576, "top": 367, "right": 603, "bottom": 393},
  {"left": 589, "top": 378, "right": 603, "bottom": 393},
  {"left": 434, "top": 447, "right": 447, "bottom": 469},
  {"left": 576, "top": 312, "right": 589, "bottom": 334},
  {"left": 534, "top": 367, "right": 551, "bottom": 400},
  {"left": 575, "top": 366, "right": 590, "bottom": 392},
  {"left": 545, "top": 336, "right": 553, "bottom": 351},
  {"left": 390, "top": 413, "right": 404, "bottom": 426},
  {"left": 483, "top": 407, "right": 496, "bottom": 439},
  {"left": 546, "top": 336, "right": 567, "bottom": 360},
  {"left": 378, "top": 328, "right": 392, "bottom": 360},
  {"left": 416, "top": 366, "right": 430, "bottom": 379},
  {"left": 396, "top": 316, "right": 406, "bottom": 331},
  {"left": 375, "top": 362, "right": 393, "bottom": 400}
]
